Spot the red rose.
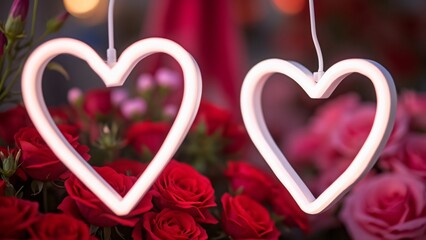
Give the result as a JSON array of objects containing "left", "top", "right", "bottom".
[
  {"left": 49, "top": 106, "right": 75, "bottom": 125},
  {"left": 0, "top": 105, "right": 29, "bottom": 144},
  {"left": 15, "top": 124, "right": 90, "bottom": 181},
  {"left": 225, "top": 161, "right": 275, "bottom": 203},
  {"left": 29, "top": 213, "right": 92, "bottom": 240},
  {"left": 0, "top": 179, "right": 5, "bottom": 195},
  {"left": 224, "top": 161, "right": 309, "bottom": 231},
  {"left": 270, "top": 185, "right": 310, "bottom": 232},
  {"left": 107, "top": 158, "right": 148, "bottom": 176},
  {"left": 194, "top": 101, "right": 246, "bottom": 153},
  {"left": 340, "top": 173, "right": 426, "bottom": 239},
  {"left": 0, "top": 196, "right": 39, "bottom": 239},
  {"left": 221, "top": 193, "right": 280, "bottom": 240},
  {"left": 194, "top": 101, "right": 233, "bottom": 135},
  {"left": 82, "top": 89, "right": 113, "bottom": 118},
  {"left": 126, "top": 121, "right": 171, "bottom": 154},
  {"left": 133, "top": 209, "right": 208, "bottom": 240},
  {"left": 153, "top": 160, "right": 217, "bottom": 224},
  {"left": 59, "top": 166, "right": 154, "bottom": 227}
]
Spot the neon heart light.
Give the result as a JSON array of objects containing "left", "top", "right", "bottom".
[
  {"left": 241, "top": 59, "right": 397, "bottom": 214},
  {"left": 21, "top": 38, "right": 202, "bottom": 216}
]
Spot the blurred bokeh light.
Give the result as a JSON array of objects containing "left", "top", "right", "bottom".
[
  {"left": 272, "top": 0, "right": 306, "bottom": 15},
  {"left": 63, "top": 0, "right": 107, "bottom": 24}
]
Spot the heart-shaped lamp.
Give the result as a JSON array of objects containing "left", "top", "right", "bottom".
[
  {"left": 21, "top": 38, "right": 202, "bottom": 216},
  {"left": 240, "top": 59, "right": 397, "bottom": 214}
]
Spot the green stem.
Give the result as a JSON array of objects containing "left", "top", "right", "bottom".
[
  {"left": 0, "top": 30, "right": 49, "bottom": 101},
  {"left": 0, "top": 58, "right": 4, "bottom": 79},
  {"left": 0, "top": 56, "right": 12, "bottom": 91},
  {"left": 42, "top": 184, "right": 48, "bottom": 212},
  {"left": 30, "top": 0, "right": 39, "bottom": 39},
  {"left": 103, "top": 227, "right": 112, "bottom": 240},
  {"left": 0, "top": 61, "right": 25, "bottom": 101}
]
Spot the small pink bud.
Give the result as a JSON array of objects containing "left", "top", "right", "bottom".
[
  {"left": 67, "top": 87, "right": 83, "bottom": 104},
  {"left": 155, "top": 68, "right": 181, "bottom": 89},
  {"left": 111, "top": 88, "right": 129, "bottom": 106},
  {"left": 164, "top": 104, "right": 178, "bottom": 117},
  {"left": 121, "top": 98, "right": 147, "bottom": 119},
  {"left": 137, "top": 74, "right": 154, "bottom": 91}
]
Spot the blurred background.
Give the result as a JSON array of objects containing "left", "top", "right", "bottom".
[{"left": 1, "top": 0, "right": 426, "bottom": 146}]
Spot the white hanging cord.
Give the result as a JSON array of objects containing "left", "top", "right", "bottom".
[
  {"left": 309, "top": 0, "right": 324, "bottom": 79},
  {"left": 107, "top": 0, "right": 117, "bottom": 65}
]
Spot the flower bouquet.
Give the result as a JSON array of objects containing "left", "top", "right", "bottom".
[{"left": 1, "top": 1, "right": 426, "bottom": 240}]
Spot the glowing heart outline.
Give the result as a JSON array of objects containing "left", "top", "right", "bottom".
[
  {"left": 22, "top": 38, "right": 202, "bottom": 216},
  {"left": 241, "top": 59, "right": 397, "bottom": 214}
]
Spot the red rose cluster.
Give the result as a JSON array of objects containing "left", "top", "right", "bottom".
[
  {"left": 3, "top": 64, "right": 426, "bottom": 239},
  {"left": 3, "top": 67, "right": 297, "bottom": 239},
  {"left": 0, "top": 196, "right": 92, "bottom": 239}
]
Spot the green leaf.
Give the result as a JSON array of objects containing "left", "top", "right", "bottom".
[
  {"left": 90, "top": 225, "right": 99, "bottom": 235},
  {"left": 47, "top": 62, "right": 70, "bottom": 80},
  {"left": 30, "top": 180, "right": 44, "bottom": 195}
]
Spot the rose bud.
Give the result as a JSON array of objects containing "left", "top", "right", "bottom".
[
  {"left": 136, "top": 73, "right": 154, "bottom": 92},
  {"left": 0, "top": 32, "right": 7, "bottom": 57},
  {"left": 111, "top": 88, "right": 129, "bottom": 106},
  {"left": 5, "top": 0, "right": 29, "bottom": 39},
  {"left": 0, "top": 149, "right": 21, "bottom": 178},
  {"left": 155, "top": 68, "right": 181, "bottom": 90},
  {"left": 67, "top": 87, "right": 83, "bottom": 106},
  {"left": 120, "top": 98, "right": 147, "bottom": 120},
  {"left": 46, "top": 12, "right": 69, "bottom": 34}
]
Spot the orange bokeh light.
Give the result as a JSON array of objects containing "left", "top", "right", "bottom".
[{"left": 272, "top": 0, "right": 306, "bottom": 15}]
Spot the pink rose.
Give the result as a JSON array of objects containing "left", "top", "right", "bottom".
[
  {"left": 401, "top": 90, "right": 426, "bottom": 131},
  {"left": 310, "top": 160, "right": 351, "bottom": 195},
  {"left": 331, "top": 104, "right": 407, "bottom": 161},
  {"left": 287, "top": 94, "right": 360, "bottom": 165},
  {"left": 380, "top": 134, "right": 426, "bottom": 181},
  {"left": 340, "top": 173, "right": 426, "bottom": 239}
]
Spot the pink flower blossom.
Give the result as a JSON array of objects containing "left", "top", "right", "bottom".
[
  {"left": 380, "top": 134, "right": 426, "bottom": 181},
  {"left": 111, "top": 88, "right": 129, "bottom": 106},
  {"left": 136, "top": 73, "right": 154, "bottom": 91},
  {"left": 67, "top": 88, "right": 83, "bottom": 104},
  {"left": 340, "top": 173, "right": 426, "bottom": 240},
  {"left": 155, "top": 68, "right": 181, "bottom": 89},
  {"left": 401, "top": 90, "right": 426, "bottom": 131},
  {"left": 120, "top": 98, "right": 147, "bottom": 119}
]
